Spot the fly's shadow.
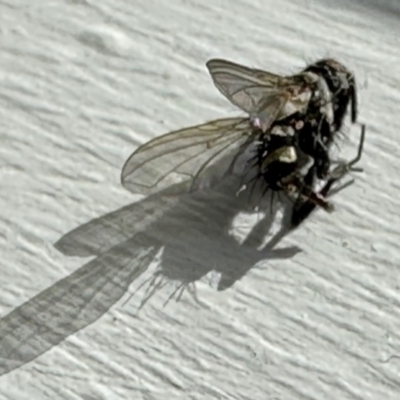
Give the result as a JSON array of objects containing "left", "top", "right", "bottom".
[
  {"left": 0, "top": 56, "right": 366, "bottom": 378},
  {"left": 0, "top": 169, "right": 301, "bottom": 377}
]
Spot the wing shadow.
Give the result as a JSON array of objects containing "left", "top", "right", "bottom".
[{"left": 0, "top": 176, "right": 301, "bottom": 377}]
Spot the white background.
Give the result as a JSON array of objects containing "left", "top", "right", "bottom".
[{"left": 1, "top": 1, "right": 400, "bottom": 399}]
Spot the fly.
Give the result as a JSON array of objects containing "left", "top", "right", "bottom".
[{"left": 121, "top": 57, "right": 365, "bottom": 227}]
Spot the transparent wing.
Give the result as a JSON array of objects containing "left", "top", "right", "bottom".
[
  {"left": 206, "top": 59, "right": 288, "bottom": 115},
  {"left": 121, "top": 118, "right": 253, "bottom": 195},
  {"left": 206, "top": 59, "right": 311, "bottom": 131}
]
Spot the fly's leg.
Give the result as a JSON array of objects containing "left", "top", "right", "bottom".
[
  {"left": 329, "top": 123, "right": 366, "bottom": 180},
  {"left": 286, "top": 172, "right": 333, "bottom": 215},
  {"left": 288, "top": 156, "right": 333, "bottom": 227},
  {"left": 323, "top": 122, "right": 365, "bottom": 195},
  {"left": 290, "top": 123, "right": 366, "bottom": 228},
  {"left": 291, "top": 172, "right": 342, "bottom": 228}
]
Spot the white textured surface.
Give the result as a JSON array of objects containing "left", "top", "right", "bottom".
[{"left": 1, "top": 1, "right": 400, "bottom": 399}]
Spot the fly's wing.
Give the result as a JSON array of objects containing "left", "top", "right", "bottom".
[
  {"left": 206, "top": 59, "right": 291, "bottom": 130},
  {"left": 121, "top": 118, "right": 253, "bottom": 196}
]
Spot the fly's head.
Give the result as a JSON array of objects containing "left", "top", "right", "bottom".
[{"left": 304, "top": 59, "right": 358, "bottom": 131}]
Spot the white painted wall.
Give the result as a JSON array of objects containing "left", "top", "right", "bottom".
[{"left": 1, "top": 1, "right": 399, "bottom": 399}]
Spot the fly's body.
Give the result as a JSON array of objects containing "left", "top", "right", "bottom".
[{"left": 121, "top": 57, "right": 365, "bottom": 227}]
